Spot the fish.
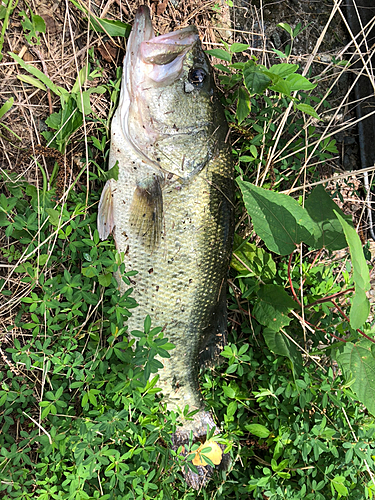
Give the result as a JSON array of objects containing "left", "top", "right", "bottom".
[{"left": 97, "top": 5, "right": 234, "bottom": 489}]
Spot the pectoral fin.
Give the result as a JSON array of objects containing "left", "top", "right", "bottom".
[
  {"left": 130, "top": 175, "right": 163, "bottom": 250},
  {"left": 98, "top": 180, "right": 115, "bottom": 241}
]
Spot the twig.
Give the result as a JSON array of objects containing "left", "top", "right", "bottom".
[{"left": 22, "top": 411, "right": 52, "bottom": 444}]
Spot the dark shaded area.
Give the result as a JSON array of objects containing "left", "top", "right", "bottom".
[
  {"left": 345, "top": 0, "right": 375, "bottom": 170},
  {"left": 345, "top": 0, "right": 375, "bottom": 239}
]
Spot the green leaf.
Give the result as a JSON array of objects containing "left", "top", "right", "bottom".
[
  {"left": 93, "top": 18, "right": 130, "bottom": 37},
  {"left": 98, "top": 273, "right": 112, "bottom": 287},
  {"left": 269, "top": 78, "right": 292, "bottom": 96},
  {"left": 277, "top": 22, "right": 293, "bottom": 36},
  {"left": 45, "top": 208, "right": 60, "bottom": 227},
  {"left": 336, "top": 341, "right": 375, "bottom": 415},
  {"left": 0, "top": 97, "right": 13, "bottom": 120},
  {"left": 334, "top": 210, "right": 370, "bottom": 329},
  {"left": 268, "top": 63, "right": 298, "bottom": 77},
  {"left": 230, "top": 43, "right": 250, "bottom": 53},
  {"left": 245, "top": 424, "right": 271, "bottom": 438},
  {"left": 71, "top": 65, "right": 90, "bottom": 94},
  {"left": 102, "top": 161, "right": 119, "bottom": 182},
  {"left": 69, "top": 0, "right": 130, "bottom": 37},
  {"left": 305, "top": 185, "right": 350, "bottom": 251},
  {"left": 44, "top": 97, "right": 83, "bottom": 149},
  {"left": 237, "top": 179, "right": 318, "bottom": 255},
  {"left": 286, "top": 73, "right": 317, "bottom": 91},
  {"left": 33, "top": 14, "right": 46, "bottom": 33},
  {"left": 9, "top": 52, "right": 61, "bottom": 95},
  {"left": 351, "top": 288, "right": 370, "bottom": 332},
  {"left": 205, "top": 48, "right": 231, "bottom": 62},
  {"left": 144, "top": 315, "right": 151, "bottom": 334},
  {"left": 223, "top": 385, "right": 236, "bottom": 398},
  {"left": 73, "top": 90, "right": 92, "bottom": 115},
  {"left": 231, "top": 234, "right": 276, "bottom": 279},
  {"left": 243, "top": 61, "right": 271, "bottom": 95},
  {"left": 272, "top": 48, "right": 288, "bottom": 59},
  {"left": 253, "top": 284, "right": 297, "bottom": 330},
  {"left": 236, "top": 87, "right": 250, "bottom": 124},
  {"left": 17, "top": 74, "right": 46, "bottom": 90},
  {"left": 263, "top": 328, "right": 303, "bottom": 373},
  {"left": 295, "top": 103, "right": 319, "bottom": 119},
  {"left": 332, "top": 475, "right": 348, "bottom": 496}
]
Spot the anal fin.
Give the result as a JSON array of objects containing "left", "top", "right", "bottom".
[
  {"left": 98, "top": 180, "right": 115, "bottom": 241},
  {"left": 129, "top": 175, "right": 163, "bottom": 250}
]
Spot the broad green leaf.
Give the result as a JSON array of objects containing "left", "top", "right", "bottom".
[
  {"left": 237, "top": 179, "right": 318, "bottom": 255},
  {"left": 0, "top": 97, "right": 13, "bottom": 119},
  {"left": 268, "top": 63, "right": 298, "bottom": 77},
  {"left": 334, "top": 210, "right": 370, "bottom": 329},
  {"left": 269, "top": 78, "right": 292, "bottom": 96},
  {"left": 263, "top": 328, "right": 303, "bottom": 373},
  {"left": 230, "top": 43, "right": 250, "bottom": 53},
  {"left": 231, "top": 234, "right": 276, "bottom": 279},
  {"left": 245, "top": 424, "right": 270, "bottom": 438},
  {"left": 33, "top": 14, "right": 46, "bottom": 33},
  {"left": 243, "top": 61, "right": 271, "bottom": 95},
  {"left": 295, "top": 103, "right": 319, "bottom": 119},
  {"left": 205, "top": 48, "right": 231, "bottom": 62},
  {"left": 45, "top": 208, "right": 60, "bottom": 227},
  {"left": 9, "top": 52, "right": 61, "bottom": 96},
  {"left": 98, "top": 273, "right": 112, "bottom": 287},
  {"left": 253, "top": 284, "right": 297, "bottom": 330},
  {"left": 236, "top": 87, "right": 250, "bottom": 124},
  {"left": 17, "top": 74, "right": 46, "bottom": 90},
  {"left": 286, "top": 73, "right": 317, "bottom": 91},
  {"left": 336, "top": 341, "right": 375, "bottom": 415},
  {"left": 305, "top": 185, "right": 350, "bottom": 251},
  {"left": 332, "top": 476, "right": 348, "bottom": 496}
]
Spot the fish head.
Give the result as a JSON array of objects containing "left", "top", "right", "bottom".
[{"left": 119, "top": 6, "right": 223, "bottom": 176}]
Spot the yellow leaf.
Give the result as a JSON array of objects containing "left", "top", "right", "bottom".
[{"left": 192, "top": 440, "right": 222, "bottom": 467}]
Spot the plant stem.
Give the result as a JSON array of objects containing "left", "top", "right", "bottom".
[{"left": 288, "top": 252, "right": 302, "bottom": 306}]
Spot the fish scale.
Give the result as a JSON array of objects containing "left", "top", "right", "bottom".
[{"left": 98, "top": 5, "right": 234, "bottom": 489}]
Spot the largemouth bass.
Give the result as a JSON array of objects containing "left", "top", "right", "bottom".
[{"left": 98, "top": 5, "right": 234, "bottom": 489}]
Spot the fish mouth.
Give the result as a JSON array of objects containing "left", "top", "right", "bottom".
[{"left": 126, "top": 5, "right": 199, "bottom": 85}]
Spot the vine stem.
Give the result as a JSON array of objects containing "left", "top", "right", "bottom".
[
  {"left": 332, "top": 300, "right": 375, "bottom": 344},
  {"left": 288, "top": 252, "right": 302, "bottom": 306},
  {"left": 306, "top": 287, "right": 355, "bottom": 308}
]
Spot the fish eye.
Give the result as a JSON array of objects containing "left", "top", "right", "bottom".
[{"left": 188, "top": 67, "right": 207, "bottom": 86}]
